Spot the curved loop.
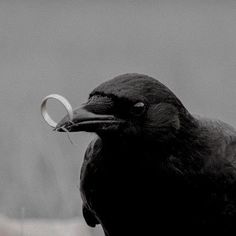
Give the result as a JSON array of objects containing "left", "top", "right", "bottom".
[{"left": 41, "top": 94, "right": 73, "bottom": 128}]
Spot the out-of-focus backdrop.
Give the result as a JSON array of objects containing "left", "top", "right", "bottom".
[{"left": 1, "top": 0, "right": 236, "bottom": 235}]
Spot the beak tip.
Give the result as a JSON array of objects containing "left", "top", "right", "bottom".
[
  {"left": 53, "top": 127, "right": 59, "bottom": 131},
  {"left": 54, "top": 126, "right": 68, "bottom": 132},
  {"left": 53, "top": 121, "right": 66, "bottom": 132},
  {"left": 54, "top": 118, "right": 76, "bottom": 132}
]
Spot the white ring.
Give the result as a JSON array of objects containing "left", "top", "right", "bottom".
[{"left": 41, "top": 94, "right": 73, "bottom": 128}]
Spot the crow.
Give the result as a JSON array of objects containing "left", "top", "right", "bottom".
[{"left": 56, "top": 73, "right": 236, "bottom": 235}]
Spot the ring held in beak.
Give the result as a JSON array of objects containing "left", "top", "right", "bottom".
[{"left": 41, "top": 94, "right": 73, "bottom": 128}]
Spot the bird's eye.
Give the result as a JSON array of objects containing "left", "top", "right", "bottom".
[{"left": 131, "top": 102, "right": 146, "bottom": 116}]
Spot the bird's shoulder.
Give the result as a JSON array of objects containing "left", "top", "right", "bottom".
[
  {"left": 196, "top": 116, "right": 236, "bottom": 136},
  {"left": 195, "top": 116, "right": 236, "bottom": 167}
]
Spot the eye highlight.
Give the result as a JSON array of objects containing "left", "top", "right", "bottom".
[{"left": 131, "top": 102, "right": 146, "bottom": 116}]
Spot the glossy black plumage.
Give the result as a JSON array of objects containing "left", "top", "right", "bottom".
[{"left": 58, "top": 74, "right": 236, "bottom": 235}]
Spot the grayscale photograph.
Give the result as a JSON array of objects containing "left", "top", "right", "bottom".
[{"left": 1, "top": 0, "right": 236, "bottom": 235}]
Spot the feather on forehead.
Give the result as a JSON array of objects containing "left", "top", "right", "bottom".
[{"left": 90, "top": 73, "right": 179, "bottom": 104}]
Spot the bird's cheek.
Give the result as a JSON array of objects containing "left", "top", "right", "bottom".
[
  {"left": 121, "top": 122, "right": 142, "bottom": 137},
  {"left": 146, "top": 104, "right": 180, "bottom": 132},
  {"left": 142, "top": 118, "right": 179, "bottom": 143}
]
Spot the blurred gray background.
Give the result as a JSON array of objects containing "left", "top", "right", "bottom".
[{"left": 1, "top": 0, "right": 236, "bottom": 234}]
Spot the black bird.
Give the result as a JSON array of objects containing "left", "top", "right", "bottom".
[{"left": 56, "top": 74, "right": 236, "bottom": 235}]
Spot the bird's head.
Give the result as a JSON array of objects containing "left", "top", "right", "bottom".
[{"left": 56, "top": 74, "right": 194, "bottom": 143}]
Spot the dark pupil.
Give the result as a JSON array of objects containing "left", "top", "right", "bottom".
[{"left": 132, "top": 102, "right": 145, "bottom": 115}]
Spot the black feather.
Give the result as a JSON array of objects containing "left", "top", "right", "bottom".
[{"left": 78, "top": 74, "right": 236, "bottom": 235}]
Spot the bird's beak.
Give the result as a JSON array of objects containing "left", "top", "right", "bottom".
[{"left": 55, "top": 106, "right": 125, "bottom": 133}]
